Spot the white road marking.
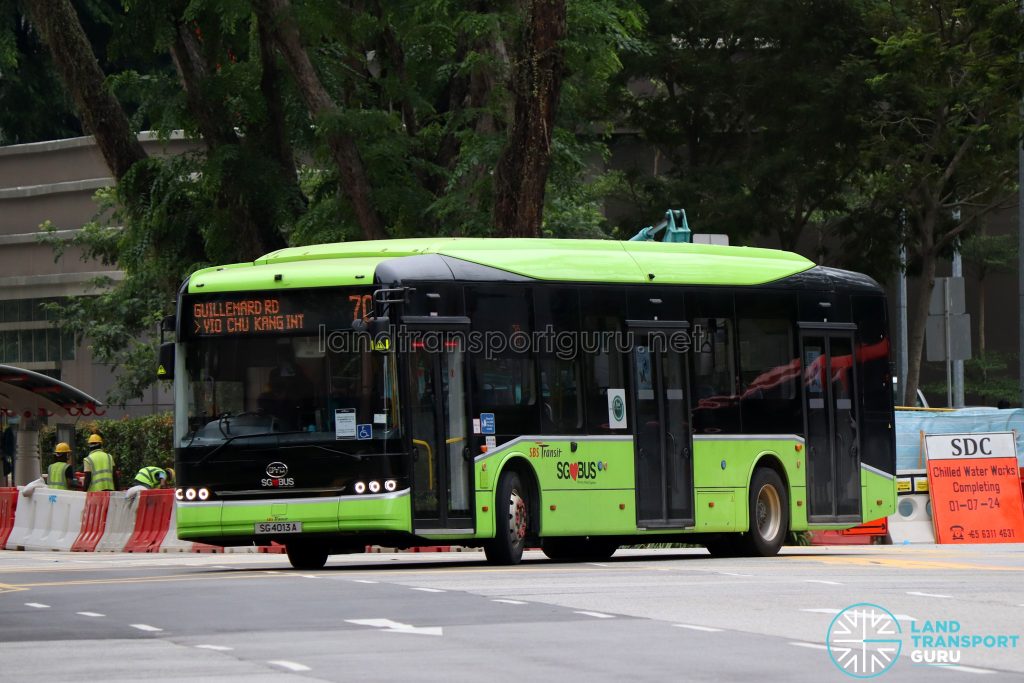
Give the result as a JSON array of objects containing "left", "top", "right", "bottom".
[
  {"left": 130, "top": 624, "right": 163, "bottom": 632},
  {"left": 76, "top": 612, "right": 105, "bottom": 617},
  {"left": 352, "top": 579, "right": 378, "bottom": 584},
  {"left": 346, "top": 618, "right": 443, "bottom": 636},
  {"left": 492, "top": 599, "right": 527, "bottom": 605},
  {"left": 25, "top": 603, "right": 49, "bottom": 609},
  {"left": 298, "top": 574, "right": 319, "bottom": 579},
  {"left": 907, "top": 591, "right": 952, "bottom": 599},
  {"left": 574, "top": 611, "right": 614, "bottom": 619},
  {"left": 673, "top": 624, "right": 723, "bottom": 632},
  {"left": 805, "top": 579, "right": 842, "bottom": 585},
  {"left": 410, "top": 587, "right": 445, "bottom": 593},
  {"left": 718, "top": 572, "right": 753, "bottom": 577},
  {"left": 195, "top": 645, "right": 234, "bottom": 651},
  {"left": 927, "top": 664, "right": 997, "bottom": 675},
  {"left": 790, "top": 642, "right": 829, "bottom": 651},
  {"left": 269, "top": 660, "right": 311, "bottom": 672},
  {"left": 587, "top": 563, "right": 611, "bottom": 567},
  {"left": 801, "top": 608, "right": 917, "bottom": 622}
]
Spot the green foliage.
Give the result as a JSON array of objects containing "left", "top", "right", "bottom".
[
  {"left": 923, "top": 352, "right": 1020, "bottom": 407},
  {"left": 39, "top": 412, "right": 174, "bottom": 488}
]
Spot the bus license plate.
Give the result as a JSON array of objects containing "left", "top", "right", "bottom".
[{"left": 255, "top": 522, "right": 302, "bottom": 534}]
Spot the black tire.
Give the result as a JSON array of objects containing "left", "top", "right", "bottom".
[
  {"left": 286, "top": 543, "right": 328, "bottom": 570},
  {"left": 703, "top": 536, "right": 743, "bottom": 557},
  {"left": 484, "top": 470, "right": 529, "bottom": 565},
  {"left": 741, "top": 468, "right": 789, "bottom": 557},
  {"left": 542, "top": 537, "right": 618, "bottom": 562}
]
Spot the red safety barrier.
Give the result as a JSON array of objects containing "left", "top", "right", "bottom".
[
  {"left": 841, "top": 517, "right": 888, "bottom": 536},
  {"left": 190, "top": 543, "right": 224, "bottom": 553},
  {"left": 809, "top": 530, "right": 873, "bottom": 545},
  {"left": 124, "top": 489, "right": 175, "bottom": 552},
  {"left": 0, "top": 487, "right": 18, "bottom": 549},
  {"left": 71, "top": 491, "right": 111, "bottom": 552},
  {"left": 258, "top": 542, "right": 287, "bottom": 554}
]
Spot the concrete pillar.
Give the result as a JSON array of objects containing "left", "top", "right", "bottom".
[{"left": 14, "top": 417, "right": 40, "bottom": 486}]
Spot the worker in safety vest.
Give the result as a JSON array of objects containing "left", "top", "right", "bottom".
[
  {"left": 82, "top": 434, "right": 116, "bottom": 491},
  {"left": 47, "top": 442, "right": 75, "bottom": 490},
  {"left": 132, "top": 466, "right": 173, "bottom": 489}
]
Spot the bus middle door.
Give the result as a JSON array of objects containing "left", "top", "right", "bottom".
[{"left": 628, "top": 321, "right": 694, "bottom": 528}]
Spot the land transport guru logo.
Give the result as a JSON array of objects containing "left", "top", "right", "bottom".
[{"left": 826, "top": 602, "right": 1020, "bottom": 678}]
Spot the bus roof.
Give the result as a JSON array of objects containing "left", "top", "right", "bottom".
[{"left": 187, "top": 237, "right": 815, "bottom": 293}]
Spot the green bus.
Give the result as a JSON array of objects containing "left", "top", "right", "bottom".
[{"left": 168, "top": 236, "right": 897, "bottom": 568}]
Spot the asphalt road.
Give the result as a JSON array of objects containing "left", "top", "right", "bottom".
[{"left": 1, "top": 544, "right": 1023, "bottom": 681}]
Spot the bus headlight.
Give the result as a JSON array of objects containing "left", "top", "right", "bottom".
[
  {"left": 353, "top": 481, "right": 366, "bottom": 494},
  {"left": 368, "top": 480, "right": 381, "bottom": 493},
  {"left": 197, "top": 488, "right": 210, "bottom": 501},
  {"left": 185, "top": 488, "right": 197, "bottom": 501},
  {"left": 175, "top": 488, "right": 184, "bottom": 501},
  {"left": 384, "top": 479, "right": 397, "bottom": 492}
]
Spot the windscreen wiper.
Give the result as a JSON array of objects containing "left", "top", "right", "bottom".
[{"left": 193, "top": 430, "right": 310, "bottom": 466}]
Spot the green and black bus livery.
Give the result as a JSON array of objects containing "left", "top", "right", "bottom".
[{"left": 170, "top": 237, "right": 897, "bottom": 568}]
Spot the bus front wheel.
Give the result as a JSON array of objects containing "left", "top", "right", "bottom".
[
  {"left": 484, "top": 470, "right": 529, "bottom": 565},
  {"left": 286, "top": 543, "right": 328, "bottom": 570},
  {"left": 743, "top": 468, "right": 789, "bottom": 557}
]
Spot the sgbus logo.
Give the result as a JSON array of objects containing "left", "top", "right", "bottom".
[
  {"left": 556, "top": 461, "right": 608, "bottom": 481},
  {"left": 827, "top": 603, "right": 902, "bottom": 678}
]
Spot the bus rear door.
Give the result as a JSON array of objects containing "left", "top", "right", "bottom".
[{"left": 799, "top": 324, "right": 861, "bottom": 523}]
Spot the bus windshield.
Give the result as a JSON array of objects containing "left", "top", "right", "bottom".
[{"left": 180, "top": 335, "right": 399, "bottom": 447}]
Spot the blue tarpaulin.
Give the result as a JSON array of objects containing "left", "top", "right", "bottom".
[{"left": 894, "top": 407, "right": 1024, "bottom": 471}]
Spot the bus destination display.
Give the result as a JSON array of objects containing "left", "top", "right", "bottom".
[{"left": 186, "top": 289, "right": 370, "bottom": 337}]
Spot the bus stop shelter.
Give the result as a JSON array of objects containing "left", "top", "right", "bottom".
[{"left": 0, "top": 365, "right": 102, "bottom": 486}]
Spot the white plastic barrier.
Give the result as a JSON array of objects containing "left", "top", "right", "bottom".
[
  {"left": 8, "top": 488, "right": 87, "bottom": 551},
  {"left": 95, "top": 492, "right": 138, "bottom": 552},
  {"left": 888, "top": 493, "right": 935, "bottom": 543},
  {"left": 158, "top": 504, "right": 196, "bottom": 552}
]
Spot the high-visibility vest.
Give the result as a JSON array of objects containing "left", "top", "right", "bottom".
[
  {"left": 47, "top": 461, "right": 69, "bottom": 490},
  {"left": 134, "top": 466, "right": 165, "bottom": 488},
  {"left": 84, "top": 450, "right": 115, "bottom": 491}
]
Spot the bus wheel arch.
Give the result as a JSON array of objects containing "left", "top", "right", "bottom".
[{"left": 484, "top": 456, "right": 539, "bottom": 565}]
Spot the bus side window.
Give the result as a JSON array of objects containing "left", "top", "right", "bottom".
[
  {"left": 737, "top": 316, "right": 800, "bottom": 434},
  {"left": 539, "top": 358, "right": 583, "bottom": 434},
  {"left": 691, "top": 317, "right": 740, "bottom": 434}
]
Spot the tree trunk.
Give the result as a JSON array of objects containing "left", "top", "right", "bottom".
[
  {"left": 492, "top": 0, "right": 567, "bottom": 238},
  {"left": 22, "top": 0, "right": 147, "bottom": 181},
  {"left": 257, "top": 0, "right": 385, "bottom": 241},
  {"left": 904, "top": 234, "right": 938, "bottom": 406}
]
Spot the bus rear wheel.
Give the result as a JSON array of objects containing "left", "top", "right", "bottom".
[
  {"left": 286, "top": 543, "right": 328, "bottom": 570},
  {"left": 741, "top": 468, "right": 789, "bottom": 557},
  {"left": 484, "top": 470, "right": 529, "bottom": 565}
]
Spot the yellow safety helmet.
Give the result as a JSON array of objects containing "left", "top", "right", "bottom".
[
  {"left": 55, "top": 442, "right": 71, "bottom": 455},
  {"left": 87, "top": 434, "right": 103, "bottom": 447},
  {"left": 165, "top": 468, "right": 175, "bottom": 483}
]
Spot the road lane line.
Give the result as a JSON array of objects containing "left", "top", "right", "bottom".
[
  {"left": 492, "top": 599, "right": 527, "bottom": 605},
  {"left": 130, "top": 624, "right": 163, "bottom": 632},
  {"left": 718, "top": 572, "right": 753, "bottom": 577},
  {"left": 923, "top": 664, "right": 997, "bottom": 674},
  {"left": 76, "top": 612, "right": 105, "bottom": 617},
  {"left": 789, "top": 642, "right": 828, "bottom": 651},
  {"left": 805, "top": 579, "right": 842, "bottom": 585},
  {"left": 907, "top": 591, "right": 952, "bottom": 599},
  {"left": 673, "top": 624, "right": 723, "bottom": 632},
  {"left": 269, "top": 660, "right": 311, "bottom": 672},
  {"left": 352, "top": 579, "right": 378, "bottom": 584},
  {"left": 800, "top": 608, "right": 917, "bottom": 622},
  {"left": 410, "top": 587, "right": 445, "bottom": 593},
  {"left": 25, "top": 602, "right": 49, "bottom": 608},
  {"left": 574, "top": 611, "right": 614, "bottom": 619},
  {"left": 587, "top": 563, "right": 611, "bottom": 567},
  {"left": 195, "top": 645, "right": 234, "bottom": 651}
]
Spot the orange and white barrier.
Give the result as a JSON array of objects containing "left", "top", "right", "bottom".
[{"left": 7, "top": 488, "right": 88, "bottom": 551}]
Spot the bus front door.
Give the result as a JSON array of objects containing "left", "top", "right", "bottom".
[
  {"left": 405, "top": 330, "right": 474, "bottom": 534},
  {"left": 629, "top": 323, "right": 694, "bottom": 528},
  {"left": 800, "top": 327, "right": 861, "bottom": 523}
]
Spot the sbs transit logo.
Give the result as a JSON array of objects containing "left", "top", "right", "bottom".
[{"left": 827, "top": 603, "right": 902, "bottom": 678}]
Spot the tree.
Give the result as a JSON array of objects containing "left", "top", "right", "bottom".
[{"left": 858, "top": 0, "right": 1024, "bottom": 404}]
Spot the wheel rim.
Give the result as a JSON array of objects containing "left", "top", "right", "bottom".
[
  {"left": 755, "top": 483, "right": 781, "bottom": 541},
  {"left": 508, "top": 488, "right": 527, "bottom": 543}
]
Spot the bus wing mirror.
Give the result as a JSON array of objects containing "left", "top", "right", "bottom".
[{"left": 157, "top": 342, "right": 175, "bottom": 381}]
